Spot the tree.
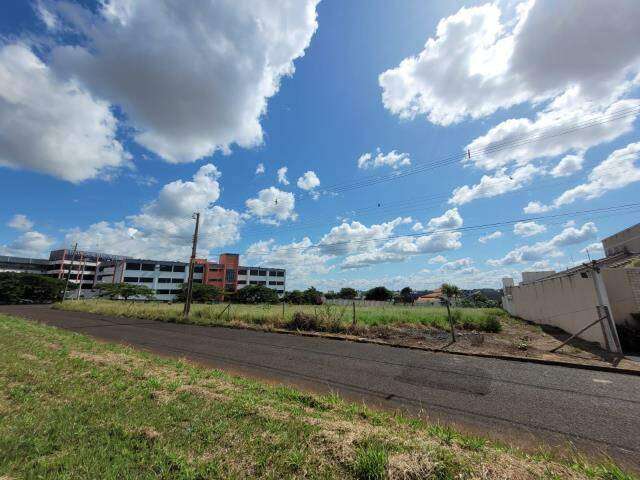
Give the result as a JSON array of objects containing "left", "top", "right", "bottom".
[
  {"left": 303, "top": 287, "right": 323, "bottom": 305},
  {"left": 98, "top": 283, "right": 155, "bottom": 301},
  {"left": 400, "top": 286, "right": 413, "bottom": 304},
  {"left": 284, "top": 290, "right": 305, "bottom": 304},
  {"left": 441, "top": 283, "right": 460, "bottom": 342},
  {"left": 0, "top": 273, "right": 66, "bottom": 304},
  {"left": 234, "top": 285, "right": 279, "bottom": 304},
  {"left": 365, "top": 286, "right": 393, "bottom": 301},
  {"left": 175, "top": 284, "right": 221, "bottom": 303},
  {"left": 338, "top": 287, "right": 357, "bottom": 299}
]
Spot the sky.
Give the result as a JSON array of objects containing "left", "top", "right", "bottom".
[{"left": 1, "top": 0, "right": 640, "bottom": 292}]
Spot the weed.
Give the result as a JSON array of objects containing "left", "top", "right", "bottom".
[{"left": 353, "top": 440, "right": 388, "bottom": 480}]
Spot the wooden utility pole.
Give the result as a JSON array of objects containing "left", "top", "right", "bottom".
[
  {"left": 62, "top": 243, "right": 78, "bottom": 301},
  {"left": 183, "top": 213, "right": 200, "bottom": 318}
]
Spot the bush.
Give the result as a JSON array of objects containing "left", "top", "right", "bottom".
[
  {"left": 482, "top": 315, "right": 502, "bottom": 333},
  {"left": 286, "top": 312, "right": 321, "bottom": 331},
  {"left": 175, "top": 284, "right": 221, "bottom": 303},
  {"left": 234, "top": 285, "right": 279, "bottom": 304},
  {"left": 97, "top": 283, "right": 155, "bottom": 301},
  {"left": 338, "top": 287, "right": 357, "bottom": 299},
  {"left": 353, "top": 441, "right": 388, "bottom": 480},
  {"left": 364, "top": 286, "right": 392, "bottom": 302},
  {"left": 0, "top": 273, "right": 67, "bottom": 304}
]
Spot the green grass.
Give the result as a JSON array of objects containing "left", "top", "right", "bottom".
[
  {"left": 54, "top": 299, "right": 505, "bottom": 334},
  {"left": 0, "top": 313, "right": 636, "bottom": 479}
]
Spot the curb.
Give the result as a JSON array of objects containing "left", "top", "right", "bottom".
[{"left": 264, "top": 327, "right": 640, "bottom": 377}]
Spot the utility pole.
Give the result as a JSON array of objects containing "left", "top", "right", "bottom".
[
  {"left": 76, "top": 254, "right": 86, "bottom": 300},
  {"left": 183, "top": 212, "right": 200, "bottom": 318},
  {"left": 590, "top": 261, "right": 623, "bottom": 354},
  {"left": 62, "top": 243, "right": 78, "bottom": 301}
]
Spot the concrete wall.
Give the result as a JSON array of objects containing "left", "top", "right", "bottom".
[
  {"left": 602, "top": 223, "right": 640, "bottom": 257},
  {"left": 603, "top": 268, "right": 640, "bottom": 328},
  {"left": 503, "top": 272, "right": 607, "bottom": 347}
]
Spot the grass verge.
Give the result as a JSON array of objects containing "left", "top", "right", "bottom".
[
  {"left": 0, "top": 313, "right": 635, "bottom": 479},
  {"left": 54, "top": 299, "right": 505, "bottom": 334}
]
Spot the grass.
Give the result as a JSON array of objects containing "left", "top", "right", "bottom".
[
  {"left": 54, "top": 299, "right": 505, "bottom": 334},
  {"left": 0, "top": 313, "right": 636, "bottom": 479}
]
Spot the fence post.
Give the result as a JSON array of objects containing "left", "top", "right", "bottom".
[{"left": 352, "top": 301, "right": 356, "bottom": 326}]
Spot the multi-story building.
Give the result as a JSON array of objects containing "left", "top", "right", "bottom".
[{"left": 0, "top": 249, "right": 286, "bottom": 301}]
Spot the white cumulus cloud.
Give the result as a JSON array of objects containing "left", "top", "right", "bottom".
[
  {"left": 513, "top": 221, "right": 546, "bottom": 237},
  {"left": 478, "top": 231, "right": 502, "bottom": 243},
  {"left": 51, "top": 0, "right": 320, "bottom": 163},
  {"left": 277, "top": 167, "right": 290, "bottom": 185},
  {"left": 0, "top": 43, "right": 129, "bottom": 182},
  {"left": 357, "top": 148, "right": 411, "bottom": 170},
  {"left": 297, "top": 170, "right": 320, "bottom": 190},
  {"left": 7, "top": 214, "right": 34, "bottom": 232},
  {"left": 245, "top": 187, "right": 297, "bottom": 225}
]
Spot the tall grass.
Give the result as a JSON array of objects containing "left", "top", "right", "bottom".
[{"left": 55, "top": 300, "right": 505, "bottom": 334}]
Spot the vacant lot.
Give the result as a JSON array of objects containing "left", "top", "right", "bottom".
[
  {"left": 55, "top": 300, "right": 504, "bottom": 333},
  {"left": 0, "top": 313, "right": 634, "bottom": 479}
]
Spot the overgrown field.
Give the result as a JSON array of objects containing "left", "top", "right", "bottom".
[
  {"left": 55, "top": 300, "right": 505, "bottom": 333},
  {"left": 0, "top": 314, "right": 634, "bottom": 479}
]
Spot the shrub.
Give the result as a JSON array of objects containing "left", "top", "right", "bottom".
[
  {"left": 353, "top": 441, "right": 388, "bottom": 480},
  {"left": 481, "top": 315, "right": 502, "bottom": 333},
  {"left": 338, "top": 287, "right": 357, "bottom": 299},
  {"left": 98, "top": 283, "right": 155, "bottom": 301},
  {"left": 175, "top": 284, "right": 221, "bottom": 303},
  {"left": 286, "top": 312, "right": 321, "bottom": 331},
  {"left": 0, "top": 273, "right": 67, "bottom": 304},
  {"left": 233, "top": 285, "right": 279, "bottom": 304}
]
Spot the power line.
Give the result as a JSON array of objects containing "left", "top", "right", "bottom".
[{"left": 215, "top": 202, "right": 640, "bottom": 258}]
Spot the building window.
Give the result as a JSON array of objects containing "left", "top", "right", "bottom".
[
  {"left": 238, "top": 280, "right": 246, "bottom": 285},
  {"left": 159, "top": 265, "right": 172, "bottom": 272},
  {"left": 126, "top": 262, "right": 141, "bottom": 270},
  {"left": 269, "top": 281, "right": 277, "bottom": 285},
  {"left": 141, "top": 263, "right": 155, "bottom": 271},
  {"left": 173, "top": 265, "right": 185, "bottom": 273},
  {"left": 124, "top": 277, "right": 138, "bottom": 283},
  {"left": 139, "top": 277, "right": 153, "bottom": 283},
  {"left": 194, "top": 265, "right": 203, "bottom": 273},
  {"left": 276, "top": 271, "right": 284, "bottom": 277},
  {"left": 193, "top": 279, "right": 202, "bottom": 283},
  {"left": 269, "top": 271, "right": 277, "bottom": 277},
  {"left": 171, "top": 279, "right": 183, "bottom": 284},
  {"left": 238, "top": 269, "right": 247, "bottom": 275},
  {"left": 258, "top": 270, "right": 267, "bottom": 276},
  {"left": 169, "top": 289, "right": 181, "bottom": 294},
  {"left": 249, "top": 269, "right": 259, "bottom": 276},
  {"left": 226, "top": 269, "right": 236, "bottom": 282},
  {"left": 158, "top": 278, "right": 172, "bottom": 283},
  {"left": 225, "top": 283, "right": 235, "bottom": 291},
  {"left": 249, "top": 280, "right": 258, "bottom": 285},
  {"left": 156, "top": 289, "right": 171, "bottom": 295}
]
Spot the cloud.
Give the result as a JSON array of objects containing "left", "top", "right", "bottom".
[
  {"left": 357, "top": 148, "right": 411, "bottom": 170},
  {"left": 488, "top": 221, "right": 597, "bottom": 266},
  {"left": 379, "top": 1, "right": 640, "bottom": 126},
  {"left": 524, "top": 141, "right": 640, "bottom": 212},
  {"left": 8, "top": 214, "right": 34, "bottom": 232},
  {"left": 296, "top": 170, "right": 320, "bottom": 190},
  {"left": 439, "top": 257, "right": 473, "bottom": 272},
  {"left": 513, "top": 221, "right": 546, "bottom": 237},
  {"left": 478, "top": 231, "right": 502, "bottom": 243},
  {"left": 341, "top": 251, "right": 407, "bottom": 270},
  {"left": 449, "top": 164, "right": 538, "bottom": 205},
  {"left": 0, "top": 230, "right": 55, "bottom": 258},
  {"left": 34, "top": 1, "right": 58, "bottom": 30},
  {"left": 277, "top": 167, "right": 290, "bottom": 185},
  {"left": 255, "top": 163, "right": 265, "bottom": 175},
  {"left": 551, "top": 153, "right": 584, "bottom": 177},
  {"left": 64, "top": 164, "right": 242, "bottom": 260},
  {"left": 244, "top": 237, "right": 333, "bottom": 280},
  {"left": 319, "top": 217, "right": 409, "bottom": 256},
  {"left": 428, "top": 255, "right": 447, "bottom": 264},
  {"left": 581, "top": 242, "right": 604, "bottom": 257},
  {"left": 426, "top": 207, "right": 463, "bottom": 231},
  {"left": 245, "top": 186, "right": 297, "bottom": 225},
  {"left": 411, "top": 222, "right": 424, "bottom": 232},
  {"left": 0, "top": 43, "right": 129, "bottom": 182},
  {"left": 51, "top": 0, "right": 320, "bottom": 163}
]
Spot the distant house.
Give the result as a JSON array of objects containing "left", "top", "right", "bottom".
[{"left": 415, "top": 288, "right": 443, "bottom": 305}]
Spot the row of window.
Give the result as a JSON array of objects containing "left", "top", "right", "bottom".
[
  {"left": 155, "top": 289, "right": 182, "bottom": 295},
  {"left": 125, "top": 262, "right": 186, "bottom": 273},
  {"left": 47, "top": 263, "right": 97, "bottom": 272},
  {"left": 237, "top": 269, "right": 284, "bottom": 277},
  {"left": 268, "top": 281, "right": 285, "bottom": 286}
]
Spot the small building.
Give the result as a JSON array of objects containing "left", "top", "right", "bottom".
[{"left": 415, "top": 288, "right": 443, "bottom": 305}]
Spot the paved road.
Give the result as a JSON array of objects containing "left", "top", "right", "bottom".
[{"left": 3, "top": 305, "right": 639, "bottom": 470}]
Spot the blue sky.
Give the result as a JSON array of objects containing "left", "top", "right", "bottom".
[{"left": 1, "top": 0, "right": 639, "bottom": 291}]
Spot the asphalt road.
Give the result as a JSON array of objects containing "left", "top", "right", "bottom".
[{"left": 2, "top": 305, "right": 639, "bottom": 470}]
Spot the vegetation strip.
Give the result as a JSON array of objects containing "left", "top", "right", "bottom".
[{"left": 0, "top": 313, "right": 635, "bottom": 479}]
